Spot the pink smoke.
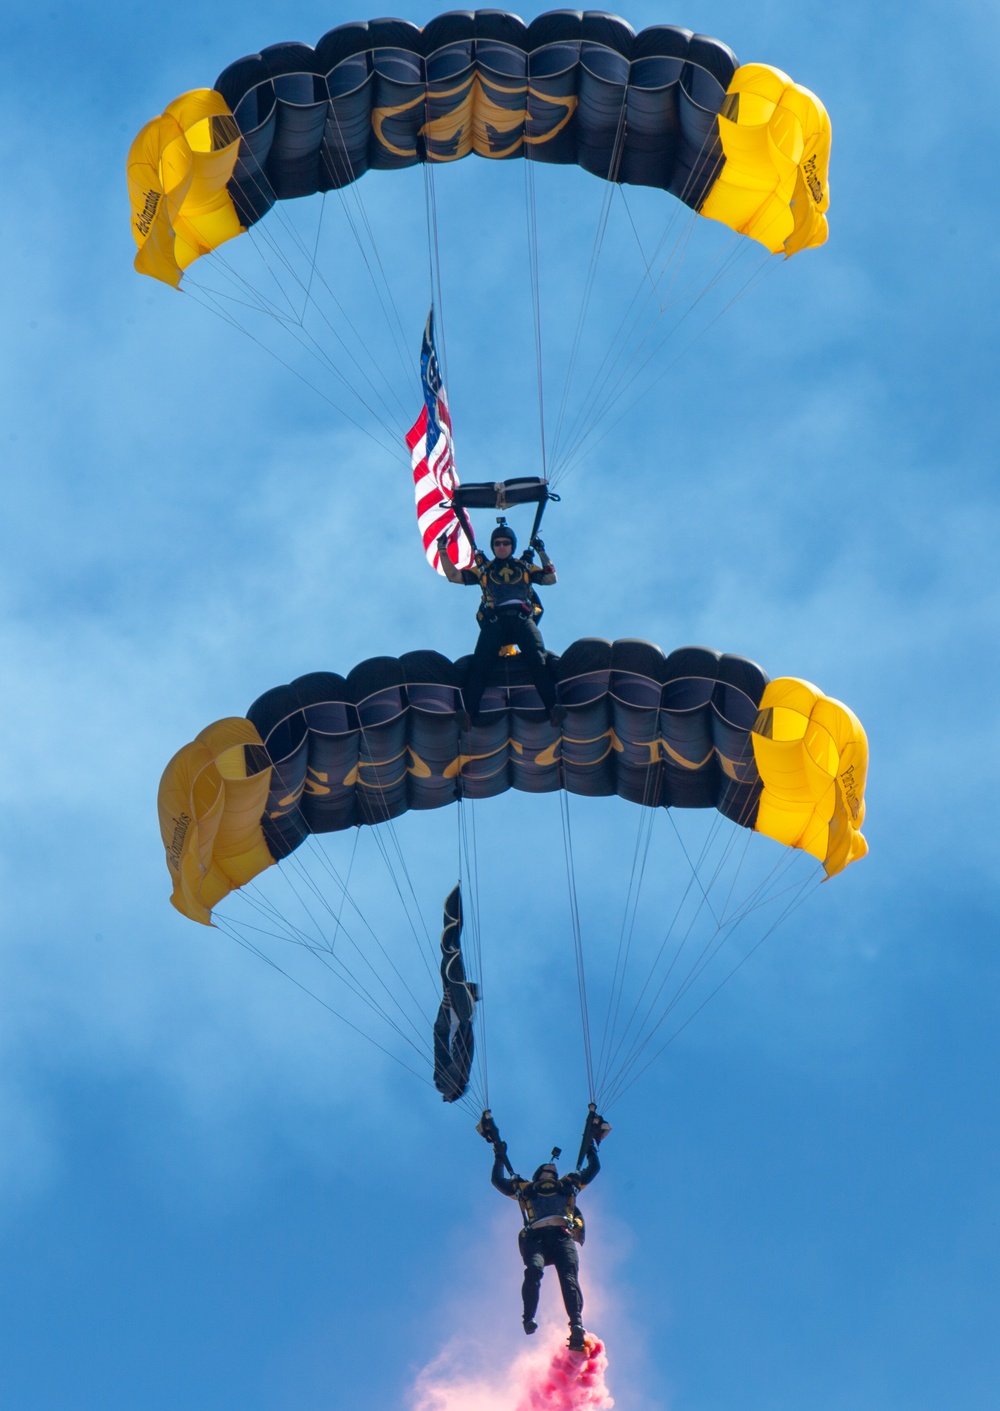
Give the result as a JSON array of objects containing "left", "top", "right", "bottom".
[
  {"left": 513, "top": 1335, "right": 612, "bottom": 1410},
  {"left": 411, "top": 1327, "right": 613, "bottom": 1411}
]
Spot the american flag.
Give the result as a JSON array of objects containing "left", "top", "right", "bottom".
[{"left": 406, "top": 310, "right": 474, "bottom": 576}]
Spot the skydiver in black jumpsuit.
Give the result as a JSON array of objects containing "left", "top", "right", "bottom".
[
  {"left": 489, "top": 1138, "right": 601, "bottom": 1351},
  {"left": 437, "top": 524, "right": 564, "bottom": 726}
]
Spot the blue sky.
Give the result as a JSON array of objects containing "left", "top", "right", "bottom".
[{"left": 1, "top": 2, "right": 998, "bottom": 1408}]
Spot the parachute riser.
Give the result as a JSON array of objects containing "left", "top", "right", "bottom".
[
  {"left": 526, "top": 490, "right": 558, "bottom": 558},
  {"left": 448, "top": 480, "right": 558, "bottom": 561},
  {"left": 452, "top": 500, "right": 478, "bottom": 556}
]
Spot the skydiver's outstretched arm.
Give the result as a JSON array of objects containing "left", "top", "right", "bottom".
[
  {"left": 491, "top": 1146, "right": 522, "bottom": 1198},
  {"left": 437, "top": 541, "right": 464, "bottom": 583},
  {"left": 531, "top": 536, "right": 557, "bottom": 585},
  {"left": 437, "top": 534, "right": 482, "bottom": 584},
  {"left": 574, "top": 1142, "right": 601, "bottom": 1188}
]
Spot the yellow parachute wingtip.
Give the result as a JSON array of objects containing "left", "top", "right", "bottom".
[
  {"left": 752, "top": 677, "right": 867, "bottom": 878},
  {"left": 127, "top": 88, "right": 246, "bottom": 288},
  {"left": 158, "top": 716, "right": 275, "bottom": 924},
  {"left": 700, "top": 63, "right": 831, "bottom": 257}
]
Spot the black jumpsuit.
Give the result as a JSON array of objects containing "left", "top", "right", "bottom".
[
  {"left": 492, "top": 1146, "right": 600, "bottom": 1327},
  {"left": 459, "top": 555, "right": 557, "bottom": 718}
]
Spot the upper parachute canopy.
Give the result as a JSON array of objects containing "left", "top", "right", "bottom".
[
  {"left": 128, "top": 9, "right": 831, "bottom": 287},
  {"left": 158, "top": 638, "right": 867, "bottom": 926}
]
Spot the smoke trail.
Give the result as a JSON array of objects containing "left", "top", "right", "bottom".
[
  {"left": 513, "top": 1334, "right": 613, "bottom": 1410},
  {"left": 411, "top": 1327, "right": 613, "bottom": 1411}
]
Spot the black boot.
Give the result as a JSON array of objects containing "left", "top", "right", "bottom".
[
  {"left": 523, "top": 1317, "right": 537, "bottom": 1335},
  {"left": 568, "top": 1323, "right": 586, "bottom": 1352}
]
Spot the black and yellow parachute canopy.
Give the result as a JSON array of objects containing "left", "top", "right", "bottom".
[
  {"left": 128, "top": 10, "right": 831, "bottom": 288},
  {"left": 159, "top": 639, "right": 866, "bottom": 925}
]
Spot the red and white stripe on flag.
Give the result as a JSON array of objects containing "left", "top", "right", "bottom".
[{"left": 406, "top": 392, "right": 474, "bottom": 576}]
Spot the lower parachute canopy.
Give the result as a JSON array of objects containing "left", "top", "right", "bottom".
[{"left": 158, "top": 637, "right": 867, "bottom": 925}]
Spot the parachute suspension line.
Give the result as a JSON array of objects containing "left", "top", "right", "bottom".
[
  {"left": 562, "top": 243, "right": 776, "bottom": 473},
  {"left": 213, "top": 914, "right": 437, "bottom": 1090},
  {"left": 219, "top": 825, "right": 483, "bottom": 1116},
  {"left": 319, "top": 122, "right": 419, "bottom": 401},
  {"left": 248, "top": 844, "right": 432, "bottom": 1053},
  {"left": 547, "top": 89, "right": 630, "bottom": 485},
  {"left": 600, "top": 818, "right": 819, "bottom": 1106},
  {"left": 558, "top": 791, "right": 596, "bottom": 1104},
  {"left": 547, "top": 112, "right": 716, "bottom": 481},
  {"left": 550, "top": 117, "right": 764, "bottom": 480},
  {"left": 592, "top": 743, "right": 658, "bottom": 1092},
  {"left": 420, "top": 124, "right": 454, "bottom": 397},
  {"left": 601, "top": 813, "right": 752, "bottom": 1083},
  {"left": 178, "top": 279, "right": 402, "bottom": 462},
  {"left": 457, "top": 794, "right": 491, "bottom": 1111},
  {"left": 604, "top": 870, "right": 820, "bottom": 1108},
  {"left": 187, "top": 158, "right": 413, "bottom": 440},
  {"left": 352, "top": 717, "right": 443, "bottom": 999},
  {"left": 243, "top": 222, "right": 414, "bottom": 432},
  {"left": 619, "top": 185, "right": 670, "bottom": 315},
  {"left": 228, "top": 754, "right": 444, "bottom": 1068},
  {"left": 227, "top": 230, "right": 412, "bottom": 437},
  {"left": 592, "top": 807, "right": 657, "bottom": 1102},
  {"left": 554, "top": 201, "right": 701, "bottom": 472},
  {"left": 365, "top": 818, "right": 441, "bottom": 1001},
  {"left": 423, "top": 162, "right": 452, "bottom": 391},
  {"left": 596, "top": 730, "right": 788, "bottom": 1103},
  {"left": 279, "top": 780, "right": 439, "bottom": 1013},
  {"left": 419, "top": 70, "right": 455, "bottom": 394},
  {"left": 523, "top": 157, "right": 549, "bottom": 479},
  {"left": 221, "top": 116, "right": 412, "bottom": 409},
  {"left": 217, "top": 872, "right": 434, "bottom": 1068},
  {"left": 554, "top": 224, "right": 746, "bottom": 473},
  {"left": 545, "top": 176, "right": 616, "bottom": 485},
  {"left": 593, "top": 758, "right": 663, "bottom": 1101},
  {"left": 594, "top": 766, "right": 726, "bottom": 1102},
  {"left": 285, "top": 841, "right": 437, "bottom": 1039},
  {"left": 300, "top": 190, "right": 326, "bottom": 323},
  {"left": 470, "top": 800, "right": 491, "bottom": 1109},
  {"left": 245, "top": 195, "right": 416, "bottom": 431}
]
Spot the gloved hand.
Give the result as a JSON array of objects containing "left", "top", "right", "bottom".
[
  {"left": 591, "top": 1112, "right": 611, "bottom": 1143},
  {"left": 437, "top": 533, "right": 450, "bottom": 550},
  {"left": 531, "top": 536, "right": 545, "bottom": 552},
  {"left": 494, "top": 1140, "right": 508, "bottom": 1158}
]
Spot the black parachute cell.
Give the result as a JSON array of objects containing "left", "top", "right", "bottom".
[
  {"left": 244, "top": 637, "right": 768, "bottom": 865},
  {"left": 213, "top": 10, "right": 738, "bottom": 227}
]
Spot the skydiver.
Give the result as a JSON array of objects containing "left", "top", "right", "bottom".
[
  {"left": 437, "top": 524, "right": 564, "bottom": 728},
  {"left": 478, "top": 1108, "right": 609, "bottom": 1352}
]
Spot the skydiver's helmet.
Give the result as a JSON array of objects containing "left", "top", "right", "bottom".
[
  {"left": 532, "top": 1162, "right": 558, "bottom": 1183},
  {"left": 490, "top": 524, "right": 517, "bottom": 553}
]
